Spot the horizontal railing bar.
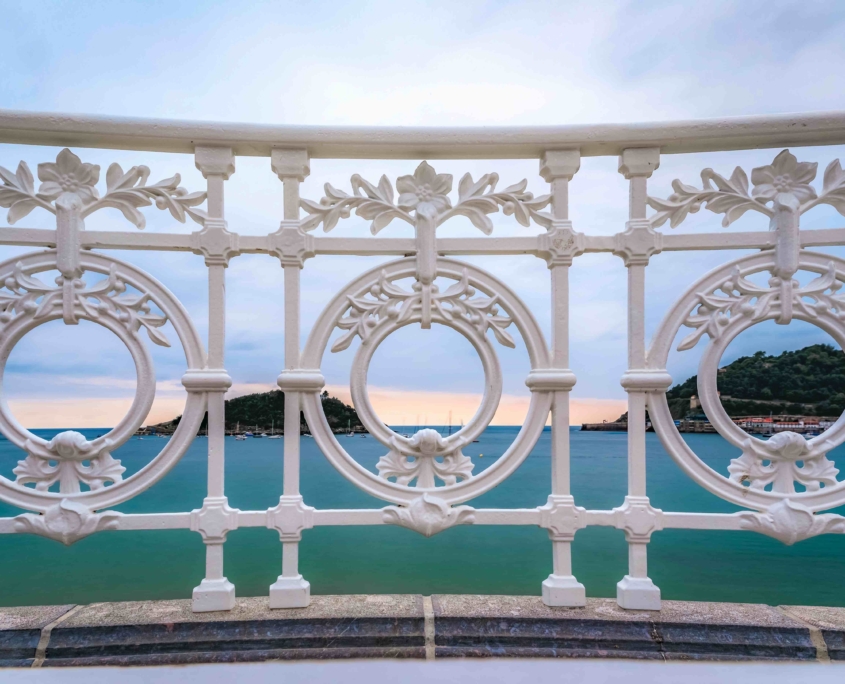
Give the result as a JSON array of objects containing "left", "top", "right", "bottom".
[
  {"left": 313, "top": 510, "right": 386, "bottom": 525},
  {"left": 83, "top": 230, "right": 194, "bottom": 251},
  {"left": 1, "top": 227, "right": 843, "bottom": 257},
  {"left": 315, "top": 236, "right": 539, "bottom": 256},
  {"left": 311, "top": 237, "right": 415, "bottom": 255},
  {"left": 115, "top": 513, "right": 192, "bottom": 530},
  {"left": 0, "top": 509, "right": 792, "bottom": 534},
  {"left": 237, "top": 511, "right": 268, "bottom": 526},
  {"left": 473, "top": 509, "right": 540, "bottom": 524},
  {"left": 586, "top": 510, "right": 748, "bottom": 531},
  {"left": 0, "top": 512, "right": 193, "bottom": 533},
  {"left": 661, "top": 231, "right": 775, "bottom": 251},
  {"left": 663, "top": 512, "right": 745, "bottom": 530},
  {"left": 2, "top": 109, "right": 845, "bottom": 159},
  {"left": 585, "top": 510, "right": 615, "bottom": 526},
  {"left": 662, "top": 227, "right": 845, "bottom": 251},
  {"left": 2, "top": 227, "right": 844, "bottom": 256}
]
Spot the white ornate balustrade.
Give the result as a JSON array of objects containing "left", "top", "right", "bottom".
[{"left": 1, "top": 110, "right": 845, "bottom": 612}]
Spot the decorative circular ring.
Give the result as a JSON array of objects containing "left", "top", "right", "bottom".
[
  {"left": 0, "top": 250, "right": 206, "bottom": 513},
  {"left": 648, "top": 250, "right": 845, "bottom": 512},
  {"left": 348, "top": 301, "right": 503, "bottom": 462},
  {"left": 300, "top": 257, "right": 552, "bottom": 505}
]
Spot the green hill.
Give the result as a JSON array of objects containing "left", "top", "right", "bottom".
[
  {"left": 666, "top": 343, "right": 845, "bottom": 419},
  {"left": 151, "top": 390, "right": 364, "bottom": 434}
]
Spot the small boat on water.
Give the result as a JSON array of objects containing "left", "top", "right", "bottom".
[
  {"left": 346, "top": 420, "right": 355, "bottom": 437},
  {"left": 244, "top": 431, "right": 254, "bottom": 438},
  {"left": 235, "top": 434, "right": 247, "bottom": 441},
  {"left": 268, "top": 420, "right": 281, "bottom": 438}
]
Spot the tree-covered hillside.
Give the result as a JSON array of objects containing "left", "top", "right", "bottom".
[
  {"left": 152, "top": 390, "right": 364, "bottom": 434},
  {"left": 666, "top": 344, "right": 845, "bottom": 419}
]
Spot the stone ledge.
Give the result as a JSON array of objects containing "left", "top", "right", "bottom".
[
  {"left": 0, "top": 596, "right": 841, "bottom": 667},
  {"left": 45, "top": 596, "right": 424, "bottom": 667},
  {"left": 432, "top": 596, "right": 819, "bottom": 661},
  {"left": 0, "top": 604, "right": 74, "bottom": 667},
  {"left": 778, "top": 605, "right": 845, "bottom": 661}
]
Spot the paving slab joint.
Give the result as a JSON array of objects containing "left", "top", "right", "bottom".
[
  {"left": 649, "top": 621, "right": 666, "bottom": 662},
  {"left": 775, "top": 605, "right": 831, "bottom": 663},
  {"left": 423, "top": 596, "right": 435, "bottom": 660},
  {"left": 32, "top": 604, "right": 84, "bottom": 668}
]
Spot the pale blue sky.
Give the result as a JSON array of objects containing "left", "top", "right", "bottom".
[{"left": 2, "top": 0, "right": 845, "bottom": 426}]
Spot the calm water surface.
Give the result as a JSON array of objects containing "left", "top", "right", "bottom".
[{"left": 0, "top": 427, "right": 843, "bottom": 607}]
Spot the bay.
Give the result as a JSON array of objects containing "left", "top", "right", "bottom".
[{"left": 0, "top": 427, "right": 843, "bottom": 607}]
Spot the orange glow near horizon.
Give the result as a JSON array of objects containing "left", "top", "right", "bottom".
[
  {"left": 8, "top": 397, "right": 188, "bottom": 430},
  {"left": 8, "top": 384, "right": 627, "bottom": 429},
  {"left": 324, "top": 385, "right": 626, "bottom": 426}
]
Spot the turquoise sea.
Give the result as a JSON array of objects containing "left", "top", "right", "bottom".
[{"left": 0, "top": 426, "right": 843, "bottom": 607}]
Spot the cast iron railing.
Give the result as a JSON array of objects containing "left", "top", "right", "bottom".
[{"left": 1, "top": 110, "right": 844, "bottom": 611}]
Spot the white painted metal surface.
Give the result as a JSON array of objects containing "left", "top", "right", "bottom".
[{"left": 1, "top": 109, "right": 845, "bottom": 612}]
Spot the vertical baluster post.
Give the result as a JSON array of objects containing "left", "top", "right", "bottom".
[
  {"left": 268, "top": 149, "right": 314, "bottom": 608},
  {"left": 537, "top": 150, "right": 586, "bottom": 607},
  {"left": 190, "top": 147, "right": 239, "bottom": 612},
  {"left": 614, "top": 147, "right": 664, "bottom": 611}
]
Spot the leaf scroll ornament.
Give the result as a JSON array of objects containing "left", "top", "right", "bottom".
[
  {"left": 376, "top": 429, "right": 475, "bottom": 488},
  {"left": 647, "top": 149, "right": 845, "bottom": 229},
  {"left": 332, "top": 268, "right": 515, "bottom": 352},
  {"left": 14, "top": 430, "right": 126, "bottom": 494},
  {"left": 14, "top": 499, "right": 122, "bottom": 545},
  {"left": 0, "top": 262, "right": 171, "bottom": 346},
  {"left": 299, "top": 161, "right": 551, "bottom": 234},
  {"left": 0, "top": 148, "right": 207, "bottom": 228},
  {"left": 382, "top": 494, "right": 475, "bottom": 537},
  {"left": 738, "top": 499, "right": 845, "bottom": 546},
  {"left": 728, "top": 431, "right": 839, "bottom": 495},
  {"left": 677, "top": 261, "right": 845, "bottom": 351}
]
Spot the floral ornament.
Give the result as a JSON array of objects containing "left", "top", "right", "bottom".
[
  {"left": 0, "top": 261, "right": 171, "bottom": 345},
  {"left": 299, "top": 160, "right": 552, "bottom": 234},
  {"left": 677, "top": 261, "right": 845, "bottom": 351},
  {"left": 382, "top": 493, "right": 475, "bottom": 537},
  {"left": 738, "top": 499, "right": 845, "bottom": 546},
  {"left": 751, "top": 151, "right": 817, "bottom": 203},
  {"left": 728, "top": 431, "right": 839, "bottom": 494},
  {"left": 13, "top": 499, "right": 122, "bottom": 545},
  {"left": 648, "top": 149, "right": 845, "bottom": 229},
  {"left": 397, "top": 162, "right": 453, "bottom": 216},
  {"left": 0, "top": 148, "right": 207, "bottom": 228},
  {"left": 377, "top": 429, "right": 475, "bottom": 487},
  {"left": 37, "top": 148, "right": 101, "bottom": 204},
  {"left": 332, "top": 268, "right": 514, "bottom": 352},
  {"left": 14, "top": 430, "right": 126, "bottom": 494}
]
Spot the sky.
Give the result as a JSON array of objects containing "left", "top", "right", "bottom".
[{"left": 2, "top": 0, "right": 845, "bottom": 428}]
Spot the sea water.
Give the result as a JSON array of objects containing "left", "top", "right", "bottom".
[{"left": 0, "top": 427, "right": 843, "bottom": 607}]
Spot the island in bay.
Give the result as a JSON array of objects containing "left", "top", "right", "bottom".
[{"left": 146, "top": 390, "right": 364, "bottom": 436}]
